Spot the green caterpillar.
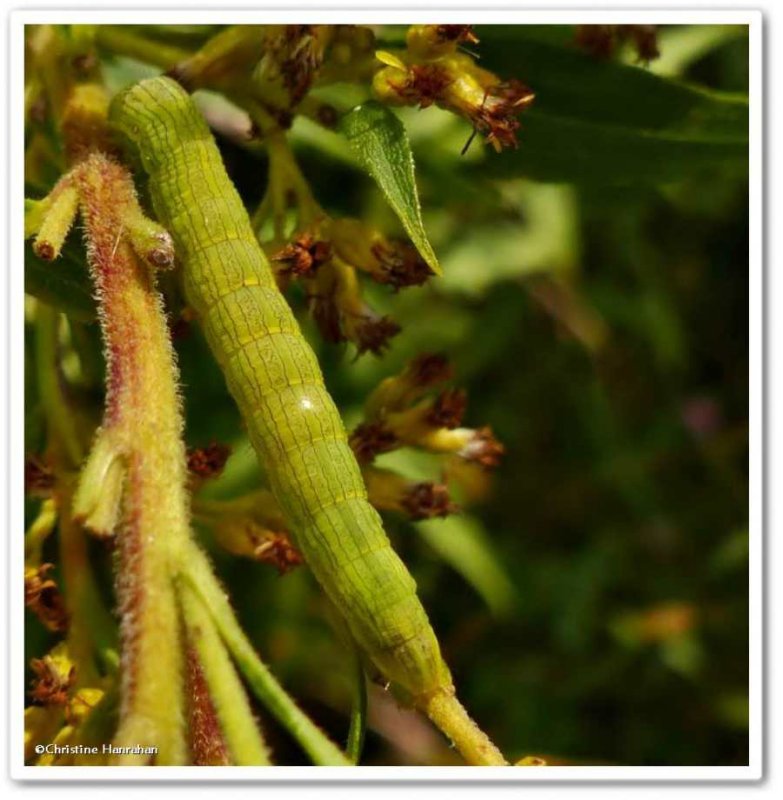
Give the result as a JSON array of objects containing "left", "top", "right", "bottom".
[{"left": 109, "top": 77, "right": 452, "bottom": 702}]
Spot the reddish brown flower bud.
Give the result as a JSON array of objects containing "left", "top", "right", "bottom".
[
  {"left": 311, "top": 294, "right": 344, "bottom": 345},
  {"left": 409, "top": 353, "right": 453, "bottom": 387},
  {"left": 622, "top": 25, "right": 660, "bottom": 62},
  {"left": 350, "top": 421, "right": 399, "bottom": 463},
  {"left": 435, "top": 25, "right": 479, "bottom": 46},
  {"left": 575, "top": 25, "right": 617, "bottom": 59},
  {"left": 253, "top": 532, "right": 304, "bottom": 575},
  {"left": 363, "top": 353, "right": 452, "bottom": 421},
  {"left": 472, "top": 79, "right": 535, "bottom": 152},
  {"left": 266, "top": 25, "right": 330, "bottom": 106},
  {"left": 25, "top": 454, "right": 55, "bottom": 496},
  {"left": 187, "top": 442, "right": 232, "bottom": 480},
  {"left": 29, "top": 654, "right": 76, "bottom": 707},
  {"left": 364, "top": 466, "right": 458, "bottom": 520},
  {"left": 25, "top": 564, "right": 69, "bottom": 633},
  {"left": 428, "top": 389, "right": 467, "bottom": 429},
  {"left": 348, "top": 313, "right": 401, "bottom": 356},
  {"left": 392, "top": 63, "right": 454, "bottom": 109},
  {"left": 401, "top": 481, "right": 458, "bottom": 520},
  {"left": 459, "top": 426, "right": 504, "bottom": 468},
  {"left": 576, "top": 25, "right": 659, "bottom": 63},
  {"left": 371, "top": 240, "right": 433, "bottom": 288},
  {"left": 272, "top": 232, "right": 332, "bottom": 278}
]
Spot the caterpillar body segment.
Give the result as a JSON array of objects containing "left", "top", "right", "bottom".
[{"left": 109, "top": 77, "right": 452, "bottom": 701}]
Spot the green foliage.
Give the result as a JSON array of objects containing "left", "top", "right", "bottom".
[
  {"left": 340, "top": 101, "right": 441, "bottom": 274},
  {"left": 25, "top": 240, "right": 96, "bottom": 321},
  {"left": 473, "top": 26, "right": 749, "bottom": 183},
  {"left": 25, "top": 22, "right": 750, "bottom": 767}
]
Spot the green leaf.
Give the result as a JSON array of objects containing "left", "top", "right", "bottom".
[
  {"left": 25, "top": 240, "right": 96, "bottom": 321},
  {"left": 438, "top": 181, "right": 579, "bottom": 297},
  {"left": 417, "top": 515, "right": 517, "bottom": 617},
  {"left": 468, "top": 27, "right": 749, "bottom": 184},
  {"left": 648, "top": 25, "right": 748, "bottom": 78},
  {"left": 339, "top": 101, "right": 441, "bottom": 275}
]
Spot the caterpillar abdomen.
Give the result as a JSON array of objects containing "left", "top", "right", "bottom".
[{"left": 110, "top": 77, "right": 451, "bottom": 699}]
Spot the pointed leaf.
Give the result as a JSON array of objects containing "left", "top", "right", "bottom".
[
  {"left": 417, "top": 514, "right": 517, "bottom": 617},
  {"left": 466, "top": 27, "right": 749, "bottom": 184},
  {"left": 339, "top": 101, "right": 441, "bottom": 275}
]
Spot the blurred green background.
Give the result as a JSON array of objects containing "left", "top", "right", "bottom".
[{"left": 26, "top": 23, "right": 750, "bottom": 766}]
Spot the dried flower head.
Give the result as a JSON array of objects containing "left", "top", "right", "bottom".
[
  {"left": 401, "top": 481, "right": 458, "bottom": 520},
  {"left": 409, "top": 353, "right": 453, "bottom": 387},
  {"left": 459, "top": 426, "right": 505, "bottom": 468},
  {"left": 350, "top": 421, "right": 399, "bottom": 463},
  {"left": 435, "top": 25, "right": 479, "bottom": 46},
  {"left": 272, "top": 232, "right": 332, "bottom": 278},
  {"left": 29, "top": 651, "right": 76, "bottom": 707},
  {"left": 253, "top": 532, "right": 304, "bottom": 575},
  {"left": 371, "top": 240, "right": 433, "bottom": 288},
  {"left": 25, "top": 454, "right": 55, "bottom": 496},
  {"left": 382, "top": 62, "right": 454, "bottom": 109},
  {"left": 575, "top": 24, "right": 659, "bottom": 63},
  {"left": 428, "top": 389, "right": 468, "bottom": 429},
  {"left": 346, "top": 312, "right": 401, "bottom": 356},
  {"left": 187, "top": 442, "right": 232, "bottom": 480},
  {"left": 25, "top": 564, "right": 69, "bottom": 633},
  {"left": 470, "top": 79, "right": 535, "bottom": 152}
]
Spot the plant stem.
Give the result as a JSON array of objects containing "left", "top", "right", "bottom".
[
  {"left": 35, "top": 305, "right": 83, "bottom": 467},
  {"left": 178, "top": 581, "right": 271, "bottom": 765},
  {"left": 35, "top": 304, "right": 116, "bottom": 682},
  {"left": 95, "top": 26, "right": 190, "bottom": 70},
  {"left": 420, "top": 690, "right": 508, "bottom": 766},
  {"left": 73, "top": 154, "right": 192, "bottom": 765},
  {"left": 345, "top": 651, "right": 367, "bottom": 765},
  {"left": 181, "top": 541, "right": 352, "bottom": 766}
]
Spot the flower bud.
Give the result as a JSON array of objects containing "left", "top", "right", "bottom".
[
  {"left": 365, "top": 466, "right": 457, "bottom": 520},
  {"left": 25, "top": 563, "right": 69, "bottom": 633}
]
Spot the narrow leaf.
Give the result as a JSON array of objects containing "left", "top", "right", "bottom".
[
  {"left": 339, "top": 101, "right": 441, "bottom": 275},
  {"left": 469, "top": 27, "right": 749, "bottom": 184},
  {"left": 417, "top": 515, "right": 517, "bottom": 617}
]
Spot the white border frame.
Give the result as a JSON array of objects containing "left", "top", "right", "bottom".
[{"left": 7, "top": 6, "right": 763, "bottom": 783}]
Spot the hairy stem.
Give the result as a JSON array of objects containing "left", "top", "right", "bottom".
[
  {"left": 182, "top": 542, "right": 351, "bottom": 766},
  {"left": 178, "top": 581, "right": 271, "bottom": 765},
  {"left": 73, "top": 154, "right": 191, "bottom": 764}
]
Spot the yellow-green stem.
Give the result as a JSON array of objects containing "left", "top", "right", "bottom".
[
  {"left": 35, "top": 304, "right": 115, "bottom": 682},
  {"left": 182, "top": 541, "right": 352, "bottom": 766},
  {"left": 94, "top": 26, "right": 190, "bottom": 70},
  {"left": 420, "top": 690, "right": 508, "bottom": 766}
]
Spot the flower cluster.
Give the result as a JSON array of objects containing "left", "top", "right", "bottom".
[
  {"left": 372, "top": 25, "right": 534, "bottom": 152},
  {"left": 193, "top": 487, "right": 304, "bottom": 574},
  {"left": 25, "top": 642, "right": 109, "bottom": 765},
  {"left": 349, "top": 353, "right": 504, "bottom": 519},
  {"left": 270, "top": 217, "right": 433, "bottom": 356}
]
